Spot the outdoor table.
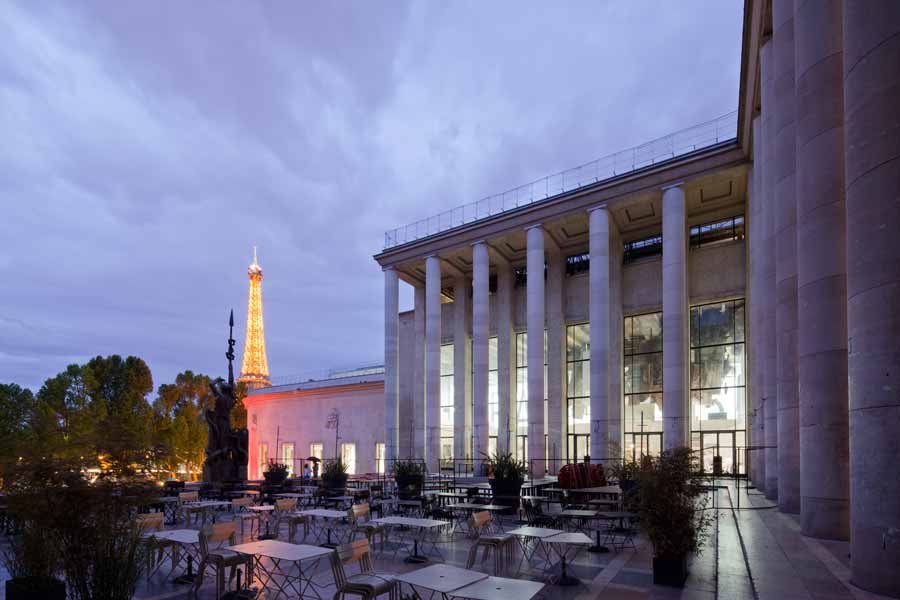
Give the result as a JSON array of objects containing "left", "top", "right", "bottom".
[
  {"left": 434, "top": 491, "right": 469, "bottom": 505},
  {"left": 383, "top": 497, "right": 424, "bottom": 515},
  {"left": 298, "top": 508, "right": 347, "bottom": 546},
  {"left": 247, "top": 505, "right": 277, "bottom": 539},
  {"left": 596, "top": 511, "right": 637, "bottom": 551},
  {"left": 230, "top": 539, "right": 332, "bottom": 599},
  {"left": 372, "top": 516, "right": 448, "bottom": 563},
  {"left": 450, "top": 575, "right": 545, "bottom": 600},
  {"left": 506, "top": 526, "right": 562, "bottom": 573},
  {"left": 542, "top": 531, "right": 592, "bottom": 586},
  {"left": 274, "top": 492, "right": 313, "bottom": 500},
  {"left": 445, "top": 503, "right": 510, "bottom": 533},
  {"left": 557, "top": 509, "right": 598, "bottom": 534},
  {"left": 395, "top": 563, "right": 488, "bottom": 600},
  {"left": 155, "top": 496, "right": 180, "bottom": 525},
  {"left": 183, "top": 500, "right": 231, "bottom": 526},
  {"left": 145, "top": 529, "right": 200, "bottom": 582}
]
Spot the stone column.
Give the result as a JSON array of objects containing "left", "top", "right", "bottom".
[
  {"left": 413, "top": 286, "right": 426, "bottom": 460},
  {"left": 773, "top": 0, "right": 800, "bottom": 515},
  {"left": 761, "top": 38, "right": 780, "bottom": 501},
  {"left": 662, "top": 185, "right": 688, "bottom": 450},
  {"left": 496, "top": 263, "right": 516, "bottom": 454},
  {"left": 747, "top": 160, "right": 760, "bottom": 489},
  {"left": 751, "top": 115, "right": 767, "bottom": 492},
  {"left": 844, "top": 2, "right": 900, "bottom": 595},
  {"left": 589, "top": 207, "right": 610, "bottom": 460},
  {"left": 472, "top": 242, "right": 490, "bottom": 466},
  {"left": 453, "top": 274, "right": 471, "bottom": 464},
  {"left": 383, "top": 267, "right": 400, "bottom": 465},
  {"left": 425, "top": 255, "right": 442, "bottom": 473},
  {"left": 608, "top": 223, "right": 624, "bottom": 459},
  {"left": 526, "top": 225, "right": 546, "bottom": 472},
  {"left": 546, "top": 248, "right": 565, "bottom": 473},
  {"left": 795, "top": 0, "right": 850, "bottom": 540}
]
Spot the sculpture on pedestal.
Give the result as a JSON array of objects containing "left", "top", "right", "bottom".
[{"left": 203, "top": 310, "right": 249, "bottom": 483}]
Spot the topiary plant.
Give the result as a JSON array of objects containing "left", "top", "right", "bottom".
[
  {"left": 263, "top": 462, "right": 290, "bottom": 484},
  {"left": 321, "top": 459, "right": 348, "bottom": 489}
]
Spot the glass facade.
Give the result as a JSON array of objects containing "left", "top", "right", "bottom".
[
  {"left": 515, "top": 331, "right": 548, "bottom": 463},
  {"left": 566, "top": 323, "right": 591, "bottom": 461},
  {"left": 623, "top": 312, "right": 664, "bottom": 460},
  {"left": 690, "top": 299, "right": 746, "bottom": 474},
  {"left": 440, "top": 344, "right": 454, "bottom": 462}
]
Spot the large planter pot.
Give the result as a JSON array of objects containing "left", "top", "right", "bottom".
[
  {"left": 322, "top": 475, "right": 348, "bottom": 495},
  {"left": 394, "top": 475, "right": 423, "bottom": 499},
  {"left": 489, "top": 478, "right": 523, "bottom": 515},
  {"left": 6, "top": 577, "right": 66, "bottom": 600},
  {"left": 264, "top": 471, "right": 287, "bottom": 485},
  {"left": 652, "top": 555, "right": 688, "bottom": 587}
]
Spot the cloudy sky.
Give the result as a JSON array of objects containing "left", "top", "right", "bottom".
[{"left": 1, "top": 1, "right": 743, "bottom": 392}]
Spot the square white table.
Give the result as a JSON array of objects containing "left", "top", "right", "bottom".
[
  {"left": 145, "top": 529, "right": 200, "bottom": 581},
  {"left": 542, "top": 532, "right": 593, "bottom": 586},
  {"left": 506, "top": 526, "right": 562, "bottom": 573},
  {"left": 247, "top": 504, "right": 277, "bottom": 539},
  {"left": 372, "top": 516, "right": 449, "bottom": 563},
  {"left": 231, "top": 539, "right": 333, "bottom": 599},
  {"left": 395, "top": 563, "right": 488, "bottom": 600},
  {"left": 450, "top": 575, "right": 545, "bottom": 600},
  {"left": 298, "top": 509, "right": 348, "bottom": 546}
]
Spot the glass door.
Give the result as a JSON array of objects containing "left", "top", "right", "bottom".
[{"left": 567, "top": 434, "right": 590, "bottom": 463}]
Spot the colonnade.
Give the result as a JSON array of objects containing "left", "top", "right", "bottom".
[{"left": 748, "top": 1, "right": 899, "bottom": 595}]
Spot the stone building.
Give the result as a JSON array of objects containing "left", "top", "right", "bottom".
[{"left": 374, "top": 0, "right": 898, "bottom": 595}]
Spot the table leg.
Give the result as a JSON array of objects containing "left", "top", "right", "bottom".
[
  {"left": 588, "top": 526, "right": 610, "bottom": 553},
  {"left": 404, "top": 537, "right": 427, "bottom": 564}
]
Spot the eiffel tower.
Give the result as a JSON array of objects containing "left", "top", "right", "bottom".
[{"left": 238, "top": 246, "right": 271, "bottom": 389}]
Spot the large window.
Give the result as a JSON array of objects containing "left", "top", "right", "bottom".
[
  {"left": 515, "top": 331, "right": 548, "bottom": 464},
  {"left": 566, "top": 324, "right": 591, "bottom": 461},
  {"left": 281, "top": 442, "right": 295, "bottom": 476},
  {"left": 375, "top": 442, "right": 385, "bottom": 474},
  {"left": 440, "top": 344, "right": 454, "bottom": 463},
  {"left": 624, "top": 235, "right": 663, "bottom": 263},
  {"left": 623, "top": 313, "right": 664, "bottom": 460},
  {"left": 341, "top": 443, "right": 357, "bottom": 475},
  {"left": 309, "top": 442, "right": 323, "bottom": 462},
  {"left": 258, "top": 443, "right": 268, "bottom": 477},
  {"left": 690, "top": 300, "right": 746, "bottom": 474},
  {"left": 471, "top": 337, "right": 500, "bottom": 457},
  {"left": 690, "top": 215, "right": 745, "bottom": 249}
]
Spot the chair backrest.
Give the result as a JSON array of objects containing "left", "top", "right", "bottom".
[
  {"left": 199, "top": 522, "right": 236, "bottom": 557},
  {"left": 179, "top": 491, "right": 199, "bottom": 503},
  {"left": 468, "top": 510, "right": 492, "bottom": 534},
  {"left": 330, "top": 538, "right": 374, "bottom": 589},
  {"left": 349, "top": 503, "right": 370, "bottom": 522},
  {"left": 136, "top": 512, "right": 164, "bottom": 532},
  {"left": 275, "top": 498, "right": 297, "bottom": 513},
  {"left": 232, "top": 497, "right": 253, "bottom": 510}
]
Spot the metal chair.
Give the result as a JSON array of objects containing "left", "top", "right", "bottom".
[
  {"left": 191, "top": 522, "right": 252, "bottom": 600},
  {"left": 230, "top": 497, "right": 260, "bottom": 539},
  {"left": 465, "top": 511, "right": 515, "bottom": 575},
  {"left": 136, "top": 512, "right": 171, "bottom": 580},
  {"left": 330, "top": 538, "right": 399, "bottom": 600},
  {"left": 272, "top": 498, "right": 298, "bottom": 538},
  {"left": 347, "top": 503, "right": 385, "bottom": 549}
]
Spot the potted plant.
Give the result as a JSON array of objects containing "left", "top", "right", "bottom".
[
  {"left": 3, "top": 522, "right": 65, "bottom": 600},
  {"left": 321, "top": 459, "right": 348, "bottom": 493},
  {"left": 393, "top": 460, "right": 424, "bottom": 499},
  {"left": 634, "top": 447, "right": 712, "bottom": 586},
  {"left": 484, "top": 452, "right": 527, "bottom": 513},
  {"left": 263, "top": 462, "right": 290, "bottom": 485}
]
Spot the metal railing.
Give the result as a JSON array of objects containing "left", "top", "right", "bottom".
[
  {"left": 259, "top": 362, "right": 384, "bottom": 389},
  {"left": 383, "top": 109, "right": 739, "bottom": 249}
]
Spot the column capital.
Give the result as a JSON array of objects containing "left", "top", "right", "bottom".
[
  {"left": 661, "top": 181, "right": 686, "bottom": 192},
  {"left": 470, "top": 239, "right": 488, "bottom": 248},
  {"left": 525, "top": 223, "right": 544, "bottom": 233},
  {"left": 587, "top": 204, "right": 608, "bottom": 214}
]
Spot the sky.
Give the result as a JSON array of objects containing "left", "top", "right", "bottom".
[{"left": 0, "top": 1, "right": 744, "bottom": 393}]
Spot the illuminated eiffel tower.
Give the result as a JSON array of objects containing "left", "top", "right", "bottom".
[{"left": 238, "top": 246, "right": 271, "bottom": 389}]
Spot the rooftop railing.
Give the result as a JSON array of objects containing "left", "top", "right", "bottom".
[
  {"left": 258, "top": 362, "right": 384, "bottom": 391},
  {"left": 383, "top": 109, "right": 739, "bottom": 250}
]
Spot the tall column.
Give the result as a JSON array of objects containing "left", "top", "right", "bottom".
[
  {"left": 453, "top": 274, "right": 471, "bottom": 464},
  {"left": 589, "top": 207, "right": 610, "bottom": 460},
  {"left": 413, "top": 286, "right": 426, "bottom": 460},
  {"left": 496, "top": 262, "right": 516, "bottom": 455},
  {"left": 795, "top": 0, "right": 849, "bottom": 540},
  {"left": 761, "top": 38, "right": 780, "bottom": 501},
  {"left": 844, "top": 2, "right": 900, "bottom": 595},
  {"left": 608, "top": 223, "right": 624, "bottom": 458},
  {"left": 662, "top": 185, "right": 688, "bottom": 450},
  {"left": 472, "top": 242, "right": 490, "bottom": 465},
  {"left": 751, "top": 115, "right": 767, "bottom": 492},
  {"left": 425, "top": 256, "right": 442, "bottom": 473},
  {"left": 747, "top": 160, "right": 760, "bottom": 489},
  {"left": 383, "top": 268, "right": 400, "bottom": 465},
  {"left": 546, "top": 248, "right": 565, "bottom": 473},
  {"left": 526, "top": 225, "right": 546, "bottom": 472},
  {"left": 773, "top": 0, "right": 800, "bottom": 514}
]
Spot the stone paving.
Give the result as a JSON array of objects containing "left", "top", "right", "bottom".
[{"left": 1, "top": 481, "right": 895, "bottom": 599}]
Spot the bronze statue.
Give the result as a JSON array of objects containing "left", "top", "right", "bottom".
[{"left": 203, "top": 311, "right": 250, "bottom": 483}]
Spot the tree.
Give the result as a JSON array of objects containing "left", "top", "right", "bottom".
[
  {"left": 0, "top": 383, "right": 35, "bottom": 478},
  {"left": 152, "top": 371, "right": 214, "bottom": 480}
]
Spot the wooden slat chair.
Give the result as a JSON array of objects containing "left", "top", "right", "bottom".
[
  {"left": 272, "top": 498, "right": 297, "bottom": 539},
  {"left": 330, "top": 538, "right": 399, "bottom": 600},
  {"left": 347, "top": 503, "right": 385, "bottom": 550},
  {"left": 136, "top": 512, "right": 171, "bottom": 580},
  {"left": 465, "top": 511, "right": 515, "bottom": 575},
  {"left": 230, "top": 497, "right": 260, "bottom": 540},
  {"left": 191, "top": 522, "right": 252, "bottom": 600},
  {"left": 178, "top": 491, "right": 202, "bottom": 526}
]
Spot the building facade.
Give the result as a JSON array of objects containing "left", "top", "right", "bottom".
[{"left": 375, "top": 1, "right": 900, "bottom": 596}]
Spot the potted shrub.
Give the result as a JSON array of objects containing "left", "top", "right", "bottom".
[
  {"left": 635, "top": 447, "right": 712, "bottom": 586},
  {"left": 263, "top": 462, "right": 290, "bottom": 485},
  {"left": 485, "top": 452, "right": 527, "bottom": 513},
  {"left": 321, "top": 459, "right": 348, "bottom": 493},
  {"left": 393, "top": 460, "right": 424, "bottom": 499},
  {"left": 3, "top": 523, "right": 65, "bottom": 600}
]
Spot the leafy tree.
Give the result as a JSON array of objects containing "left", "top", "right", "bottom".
[
  {"left": 152, "top": 371, "right": 214, "bottom": 480},
  {"left": 0, "top": 383, "right": 35, "bottom": 478},
  {"left": 31, "top": 364, "right": 99, "bottom": 463}
]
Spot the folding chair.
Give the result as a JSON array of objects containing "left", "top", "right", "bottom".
[
  {"left": 230, "top": 497, "right": 260, "bottom": 540},
  {"left": 330, "top": 538, "right": 399, "bottom": 600},
  {"left": 191, "top": 522, "right": 252, "bottom": 600},
  {"left": 465, "top": 511, "right": 515, "bottom": 575}
]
